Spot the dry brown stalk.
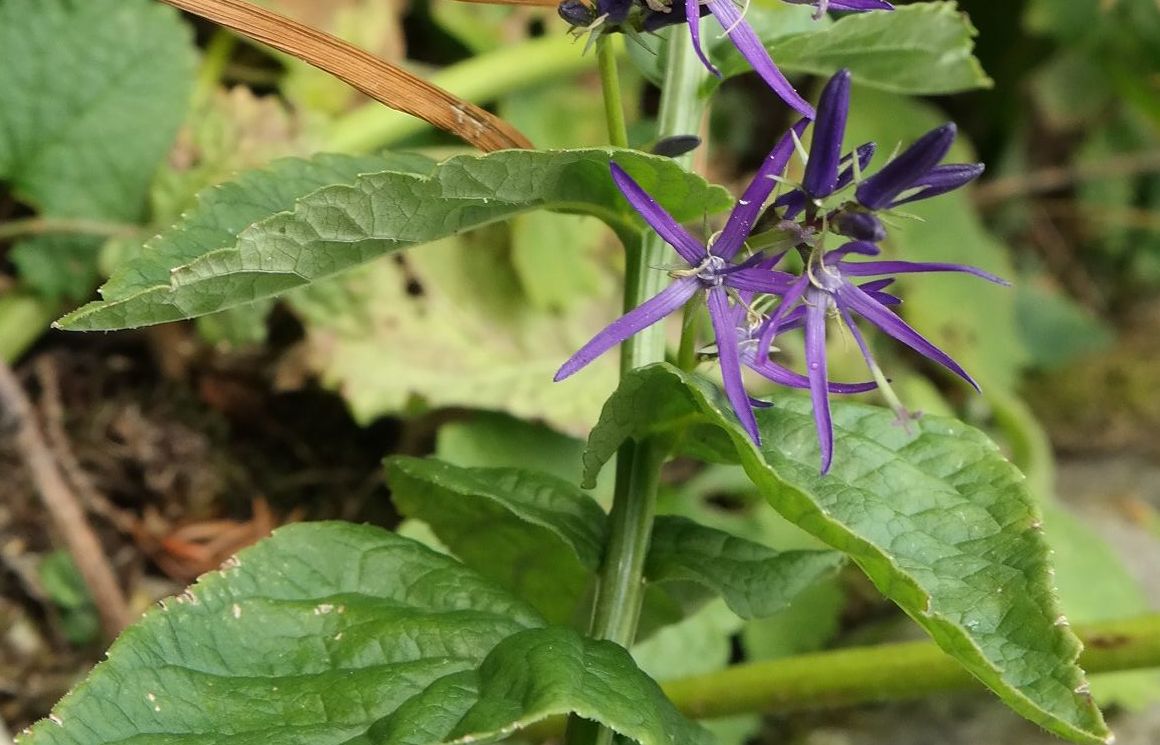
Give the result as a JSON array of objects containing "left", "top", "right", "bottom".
[{"left": 159, "top": 0, "right": 533, "bottom": 151}]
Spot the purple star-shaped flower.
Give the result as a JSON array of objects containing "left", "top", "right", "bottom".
[
  {"left": 757, "top": 241, "right": 1009, "bottom": 472},
  {"left": 783, "top": 0, "right": 893, "bottom": 20},
  {"left": 556, "top": 127, "right": 807, "bottom": 442}
]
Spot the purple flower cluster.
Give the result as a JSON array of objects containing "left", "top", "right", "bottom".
[
  {"left": 557, "top": 0, "right": 893, "bottom": 118},
  {"left": 555, "top": 70, "right": 1004, "bottom": 473}
]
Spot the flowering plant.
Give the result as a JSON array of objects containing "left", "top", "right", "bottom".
[{"left": 5, "top": 2, "right": 1155, "bottom": 745}]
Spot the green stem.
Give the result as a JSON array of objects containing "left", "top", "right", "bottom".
[
  {"left": 565, "top": 30, "right": 708, "bottom": 745},
  {"left": 596, "top": 36, "right": 629, "bottom": 149},
  {"left": 0, "top": 217, "right": 141, "bottom": 242},
  {"left": 621, "top": 30, "right": 706, "bottom": 374},
  {"left": 530, "top": 612, "right": 1160, "bottom": 740},
  {"left": 663, "top": 613, "right": 1160, "bottom": 719},
  {"left": 193, "top": 30, "right": 237, "bottom": 106},
  {"left": 325, "top": 35, "right": 600, "bottom": 153}
]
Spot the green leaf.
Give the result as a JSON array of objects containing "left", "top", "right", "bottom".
[
  {"left": 287, "top": 227, "right": 621, "bottom": 435},
  {"left": 22, "top": 522, "right": 704, "bottom": 745},
  {"left": 22, "top": 522, "right": 537, "bottom": 745},
  {"left": 58, "top": 149, "right": 732, "bottom": 331},
  {"left": 741, "top": 578, "right": 846, "bottom": 661},
  {"left": 386, "top": 456, "right": 607, "bottom": 625},
  {"left": 581, "top": 363, "right": 1110, "bottom": 745},
  {"left": 714, "top": 2, "right": 992, "bottom": 95},
  {"left": 646, "top": 516, "right": 843, "bottom": 620},
  {"left": 0, "top": 0, "right": 195, "bottom": 221},
  {"left": 94, "top": 152, "right": 432, "bottom": 310}
]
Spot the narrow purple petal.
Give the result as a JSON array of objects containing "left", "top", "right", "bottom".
[
  {"left": 836, "top": 282, "right": 980, "bottom": 391},
  {"left": 833, "top": 142, "right": 877, "bottom": 193},
  {"left": 772, "top": 189, "right": 808, "bottom": 219},
  {"left": 708, "top": 288, "right": 760, "bottom": 442},
  {"left": 825, "top": 240, "right": 880, "bottom": 261},
  {"left": 857, "top": 277, "right": 895, "bottom": 293},
  {"left": 892, "top": 163, "right": 985, "bottom": 206},
  {"left": 724, "top": 267, "right": 798, "bottom": 293},
  {"left": 828, "top": 0, "right": 894, "bottom": 10},
  {"left": 610, "top": 162, "right": 706, "bottom": 266},
  {"left": 707, "top": 0, "right": 816, "bottom": 119},
  {"left": 756, "top": 273, "right": 810, "bottom": 360},
  {"left": 555, "top": 278, "right": 700, "bottom": 381},
  {"left": 836, "top": 260, "right": 1010, "bottom": 285},
  {"left": 687, "top": 0, "right": 721, "bottom": 78},
  {"left": 856, "top": 124, "right": 957, "bottom": 210},
  {"left": 717, "top": 121, "right": 808, "bottom": 259},
  {"left": 837, "top": 306, "right": 878, "bottom": 374},
  {"left": 803, "top": 71, "right": 851, "bottom": 198},
  {"left": 803, "top": 288, "right": 834, "bottom": 472},
  {"left": 746, "top": 353, "right": 877, "bottom": 393}
]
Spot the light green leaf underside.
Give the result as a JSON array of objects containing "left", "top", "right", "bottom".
[
  {"left": 59, "top": 149, "right": 731, "bottom": 331},
  {"left": 647, "top": 516, "right": 843, "bottom": 620},
  {"left": 20, "top": 523, "right": 705, "bottom": 745},
  {"left": 720, "top": 1, "right": 993, "bottom": 94},
  {"left": 0, "top": 0, "right": 195, "bottom": 220},
  {"left": 386, "top": 456, "right": 608, "bottom": 625},
  {"left": 287, "top": 225, "right": 620, "bottom": 436},
  {"left": 581, "top": 364, "right": 1109, "bottom": 745}
]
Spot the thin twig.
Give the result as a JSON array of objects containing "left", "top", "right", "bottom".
[
  {"left": 0, "top": 359, "right": 132, "bottom": 640},
  {"left": 158, "top": 0, "right": 532, "bottom": 151},
  {"left": 35, "top": 356, "right": 138, "bottom": 535},
  {"left": 974, "top": 150, "right": 1160, "bottom": 207}
]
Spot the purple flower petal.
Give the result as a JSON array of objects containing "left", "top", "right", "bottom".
[
  {"left": 555, "top": 277, "right": 699, "bottom": 381},
  {"left": 610, "top": 162, "right": 706, "bottom": 266},
  {"left": 825, "top": 240, "right": 880, "bottom": 261},
  {"left": 773, "top": 189, "right": 808, "bottom": 220},
  {"left": 892, "top": 162, "right": 985, "bottom": 206},
  {"left": 775, "top": 141, "right": 874, "bottom": 218},
  {"left": 837, "top": 306, "right": 878, "bottom": 373},
  {"left": 746, "top": 353, "right": 877, "bottom": 393},
  {"left": 856, "top": 124, "right": 957, "bottom": 210},
  {"left": 724, "top": 267, "right": 799, "bottom": 293},
  {"left": 707, "top": 0, "right": 816, "bottom": 119},
  {"left": 716, "top": 121, "right": 808, "bottom": 259},
  {"left": 836, "top": 260, "right": 1010, "bottom": 285},
  {"left": 756, "top": 273, "right": 810, "bottom": 360},
  {"left": 802, "top": 70, "right": 851, "bottom": 199},
  {"left": 708, "top": 287, "right": 761, "bottom": 442},
  {"left": 803, "top": 288, "right": 834, "bottom": 473},
  {"left": 687, "top": 0, "right": 721, "bottom": 78},
  {"left": 827, "top": 0, "right": 894, "bottom": 10},
  {"left": 835, "top": 282, "right": 980, "bottom": 391}
]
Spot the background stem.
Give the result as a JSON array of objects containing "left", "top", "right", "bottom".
[
  {"left": 664, "top": 613, "right": 1160, "bottom": 719},
  {"left": 596, "top": 35, "right": 629, "bottom": 149},
  {"left": 326, "top": 34, "right": 596, "bottom": 153}
]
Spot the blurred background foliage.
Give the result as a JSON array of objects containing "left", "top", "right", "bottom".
[{"left": 1, "top": 0, "right": 1159, "bottom": 741}]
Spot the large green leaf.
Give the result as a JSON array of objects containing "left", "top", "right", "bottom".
[
  {"left": 0, "top": 0, "right": 196, "bottom": 302},
  {"left": 712, "top": 1, "right": 992, "bottom": 95},
  {"left": 646, "top": 517, "right": 842, "bottom": 620},
  {"left": 581, "top": 363, "right": 1109, "bottom": 745},
  {"left": 58, "top": 149, "right": 732, "bottom": 331},
  {"left": 21, "top": 522, "right": 706, "bottom": 745},
  {"left": 386, "top": 457, "right": 607, "bottom": 625},
  {"left": 0, "top": 0, "right": 194, "bottom": 220},
  {"left": 286, "top": 225, "right": 621, "bottom": 435}
]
